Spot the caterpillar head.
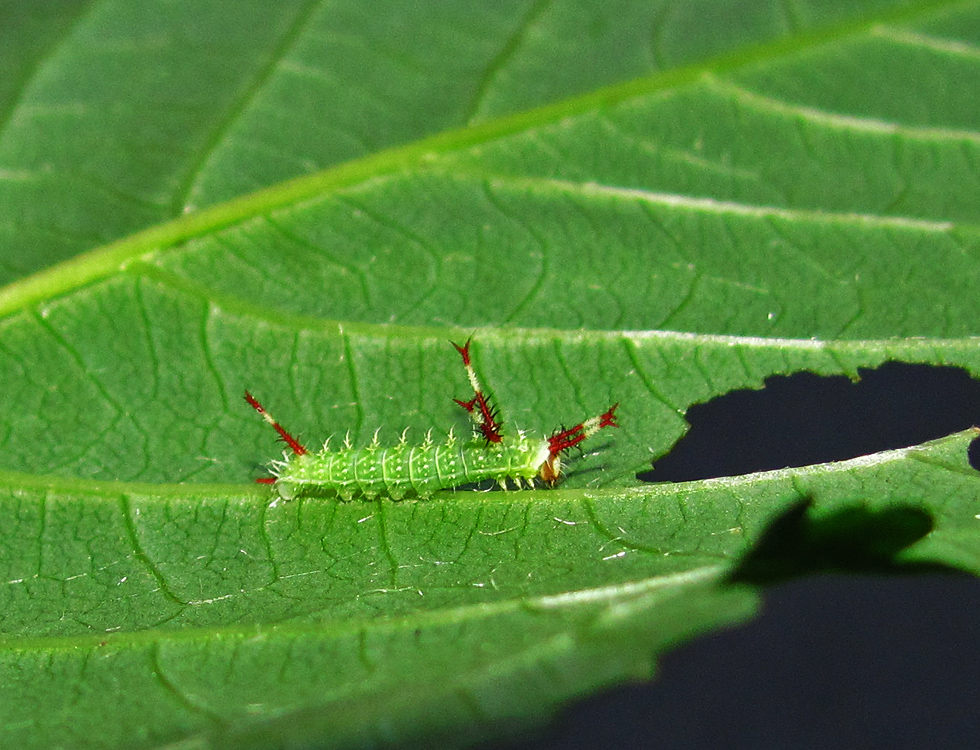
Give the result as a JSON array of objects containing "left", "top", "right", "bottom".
[{"left": 539, "top": 404, "right": 619, "bottom": 486}]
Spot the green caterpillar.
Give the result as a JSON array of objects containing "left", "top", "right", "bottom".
[{"left": 246, "top": 340, "right": 618, "bottom": 501}]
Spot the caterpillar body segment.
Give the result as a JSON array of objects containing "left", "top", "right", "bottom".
[
  {"left": 269, "top": 433, "right": 552, "bottom": 501},
  {"left": 246, "top": 340, "right": 618, "bottom": 501}
]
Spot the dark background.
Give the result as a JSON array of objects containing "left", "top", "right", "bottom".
[{"left": 495, "top": 363, "right": 980, "bottom": 750}]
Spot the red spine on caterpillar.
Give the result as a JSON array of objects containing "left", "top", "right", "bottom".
[
  {"left": 539, "top": 403, "right": 619, "bottom": 485},
  {"left": 244, "top": 391, "right": 308, "bottom": 457},
  {"left": 451, "top": 338, "right": 504, "bottom": 444},
  {"left": 449, "top": 339, "right": 618, "bottom": 486}
]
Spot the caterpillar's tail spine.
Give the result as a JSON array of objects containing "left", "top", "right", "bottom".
[{"left": 245, "top": 391, "right": 308, "bottom": 485}]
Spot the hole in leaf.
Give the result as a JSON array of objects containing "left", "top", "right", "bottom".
[
  {"left": 642, "top": 363, "right": 980, "bottom": 483},
  {"left": 968, "top": 435, "right": 980, "bottom": 470}
]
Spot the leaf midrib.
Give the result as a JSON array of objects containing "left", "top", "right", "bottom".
[{"left": 0, "top": 0, "right": 955, "bottom": 319}]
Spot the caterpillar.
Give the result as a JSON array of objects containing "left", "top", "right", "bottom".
[{"left": 245, "top": 340, "right": 618, "bottom": 501}]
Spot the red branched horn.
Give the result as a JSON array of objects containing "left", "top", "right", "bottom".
[
  {"left": 450, "top": 339, "right": 504, "bottom": 443},
  {"left": 244, "top": 391, "right": 308, "bottom": 456}
]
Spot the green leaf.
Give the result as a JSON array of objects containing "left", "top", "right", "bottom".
[{"left": 2, "top": 1, "right": 980, "bottom": 748}]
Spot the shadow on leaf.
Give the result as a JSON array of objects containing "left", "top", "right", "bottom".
[{"left": 728, "top": 496, "right": 965, "bottom": 584}]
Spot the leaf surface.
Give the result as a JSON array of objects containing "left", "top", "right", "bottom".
[{"left": 1, "top": 1, "right": 980, "bottom": 748}]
